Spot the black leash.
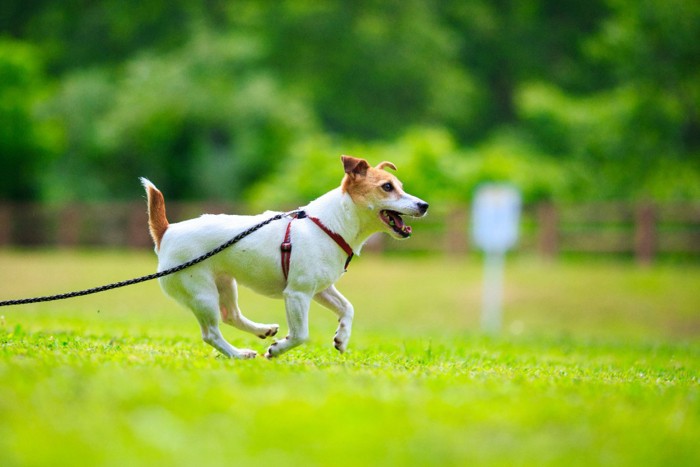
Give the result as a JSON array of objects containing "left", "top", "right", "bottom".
[{"left": 0, "top": 212, "right": 289, "bottom": 307}]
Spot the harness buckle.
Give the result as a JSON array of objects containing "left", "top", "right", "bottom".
[{"left": 280, "top": 242, "right": 292, "bottom": 252}]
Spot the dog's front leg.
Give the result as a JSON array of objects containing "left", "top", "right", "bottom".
[
  {"left": 314, "top": 285, "right": 354, "bottom": 353},
  {"left": 264, "top": 290, "right": 311, "bottom": 358}
]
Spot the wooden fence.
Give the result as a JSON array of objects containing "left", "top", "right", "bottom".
[{"left": 1, "top": 201, "right": 699, "bottom": 263}]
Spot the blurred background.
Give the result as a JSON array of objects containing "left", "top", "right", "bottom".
[{"left": 0, "top": 0, "right": 699, "bottom": 262}]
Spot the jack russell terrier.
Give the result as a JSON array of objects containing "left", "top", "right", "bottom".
[{"left": 141, "top": 155, "right": 428, "bottom": 359}]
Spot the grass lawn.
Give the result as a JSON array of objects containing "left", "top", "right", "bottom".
[{"left": 0, "top": 249, "right": 699, "bottom": 466}]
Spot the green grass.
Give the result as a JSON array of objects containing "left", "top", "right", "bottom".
[{"left": 1, "top": 250, "right": 699, "bottom": 466}]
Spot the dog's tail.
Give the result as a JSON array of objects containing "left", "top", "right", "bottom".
[{"left": 140, "top": 178, "right": 169, "bottom": 251}]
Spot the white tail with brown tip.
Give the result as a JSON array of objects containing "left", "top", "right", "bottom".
[{"left": 140, "top": 178, "right": 169, "bottom": 250}]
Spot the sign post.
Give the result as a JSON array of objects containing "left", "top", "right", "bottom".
[{"left": 471, "top": 184, "right": 521, "bottom": 334}]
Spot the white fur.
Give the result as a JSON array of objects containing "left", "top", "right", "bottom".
[{"left": 148, "top": 173, "right": 428, "bottom": 359}]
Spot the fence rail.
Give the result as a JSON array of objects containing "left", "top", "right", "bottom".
[{"left": 1, "top": 201, "right": 699, "bottom": 262}]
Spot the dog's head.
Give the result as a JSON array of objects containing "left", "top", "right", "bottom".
[{"left": 341, "top": 155, "right": 429, "bottom": 239}]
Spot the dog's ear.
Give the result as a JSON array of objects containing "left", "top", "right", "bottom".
[
  {"left": 341, "top": 155, "right": 370, "bottom": 178},
  {"left": 376, "top": 161, "right": 397, "bottom": 171}
]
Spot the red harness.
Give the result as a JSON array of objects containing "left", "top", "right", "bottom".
[{"left": 280, "top": 210, "right": 354, "bottom": 281}]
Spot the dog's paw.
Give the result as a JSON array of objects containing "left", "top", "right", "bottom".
[
  {"left": 332, "top": 320, "right": 351, "bottom": 353},
  {"left": 257, "top": 324, "right": 280, "bottom": 340},
  {"left": 237, "top": 349, "right": 258, "bottom": 359},
  {"left": 333, "top": 334, "right": 348, "bottom": 353},
  {"left": 264, "top": 340, "right": 281, "bottom": 359}
]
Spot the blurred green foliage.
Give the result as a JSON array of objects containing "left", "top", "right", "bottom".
[
  {"left": 1, "top": 0, "right": 698, "bottom": 203},
  {"left": 0, "top": 39, "right": 52, "bottom": 200}
]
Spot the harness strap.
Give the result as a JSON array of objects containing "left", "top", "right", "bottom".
[
  {"left": 307, "top": 215, "right": 355, "bottom": 271},
  {"left": 280, "top": 210, "right": 354, "bottom": 281},
  {"left": 280, "top": 218, "right": 294, "bottom": 280}
]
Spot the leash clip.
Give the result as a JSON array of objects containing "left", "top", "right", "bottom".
[{"left": 286, "top": 209, "right": 306, "bottom": 219}]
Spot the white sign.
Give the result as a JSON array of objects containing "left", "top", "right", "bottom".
[
  {"left": 471, "top": 184, "right": 521, "bottom": 333},
  {"left": 472, "top": 184, "right": 521, "bottom": 253}
]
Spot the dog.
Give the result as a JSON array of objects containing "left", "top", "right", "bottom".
[{"left": 141, "top": 155, "right": 428, "bottom": 359}]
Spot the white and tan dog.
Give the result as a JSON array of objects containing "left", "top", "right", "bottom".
[{"left": 141, "top": 155, "right": 428, "bottom": 359}]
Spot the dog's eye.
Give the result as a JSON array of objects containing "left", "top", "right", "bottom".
[{"left": 381, "top": 182, "right": 394, "bottom": 192}]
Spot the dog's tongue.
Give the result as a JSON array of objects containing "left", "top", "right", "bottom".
[{"left": 387, "top": 211, "right": 405, "bottom": 229}]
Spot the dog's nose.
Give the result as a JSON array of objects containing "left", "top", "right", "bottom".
[{"left": 418, "top": 202, "right": 429, "bottom": 215}]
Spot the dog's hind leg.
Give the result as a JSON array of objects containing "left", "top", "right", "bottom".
[
  {"left": 314, "top": 285, "right": 354, "bottom": 353},
  {"left": 216, "top": 276, "right": 279, "bottom": 340},
  {"left": 183, "top": 287, "right": 258, "bottom": 359}
]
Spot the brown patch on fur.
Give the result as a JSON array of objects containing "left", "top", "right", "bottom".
[
  {"left": 144, "top": 183, "right": 169, "bottom": 250},
  {"left": 342, "top": 155, "right": 369, "bottom": 177},
  {"left": 339, "top": 155, "right": 404, "bottom": 203}
]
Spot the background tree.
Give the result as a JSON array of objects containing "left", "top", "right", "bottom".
[
  {"left": 0, "top": 39, "right": 53, "bottom": 200},
  {"left": 0, "top": 0, "right": 697, "bottom": 203}
]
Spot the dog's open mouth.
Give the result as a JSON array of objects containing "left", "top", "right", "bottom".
[{"left": 380, "top": 210, "right": 412, "bottom": 238}]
